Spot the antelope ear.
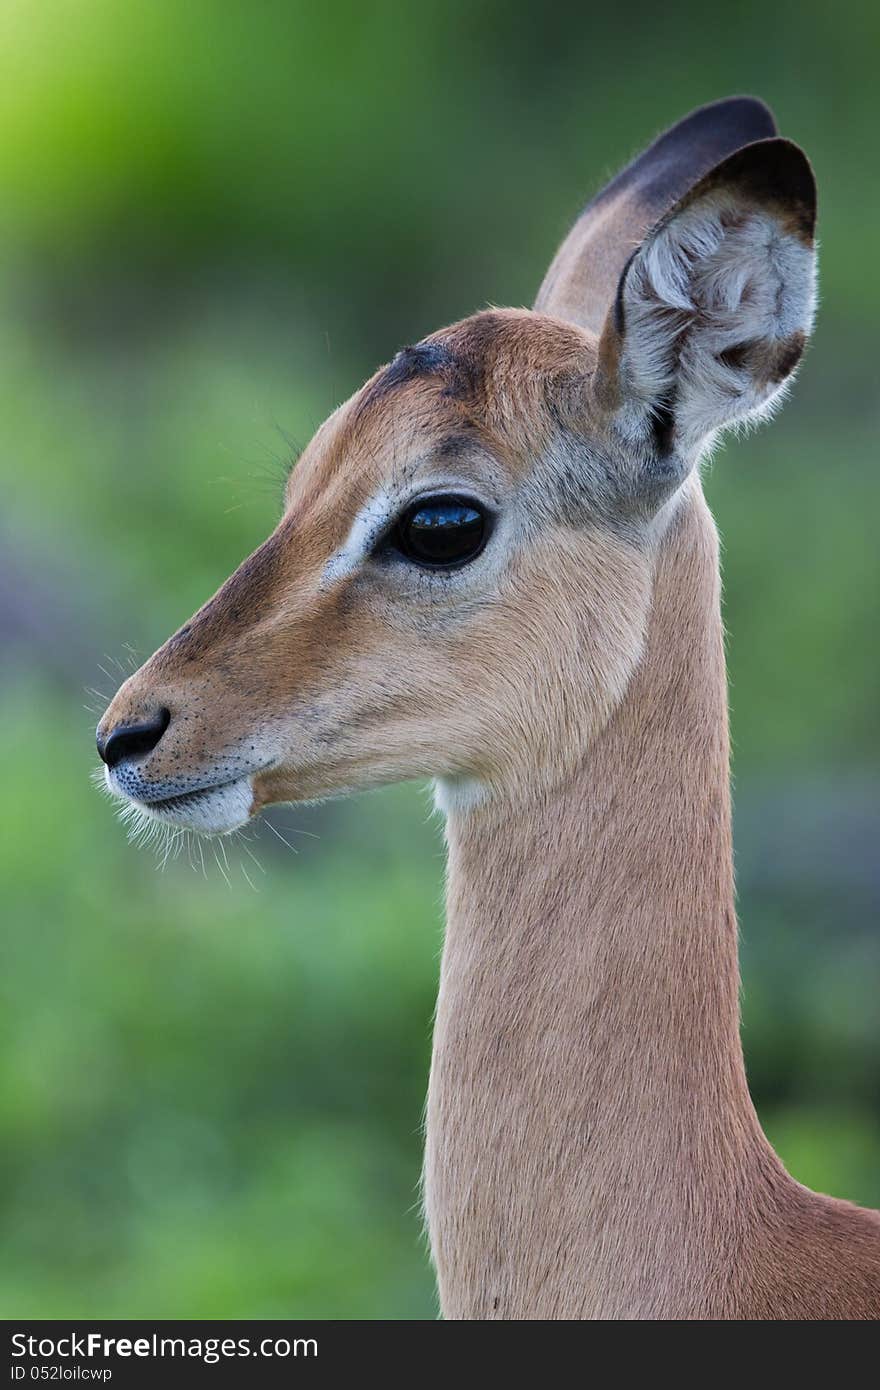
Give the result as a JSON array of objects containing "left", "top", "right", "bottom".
[
  {"left": 592, "top": 137, "right": 817, "bottom": 464},
  {"left": 535, "top": 96, "right": 778, "bottom": 334}
]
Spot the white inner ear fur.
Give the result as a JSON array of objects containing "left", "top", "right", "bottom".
[{"left": 617, "top": 188, "right": 817, "bottom": 456}]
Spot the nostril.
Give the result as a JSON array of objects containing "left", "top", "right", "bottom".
[{"left": 98, "top": 707, "right": 171, "bottom": 769}]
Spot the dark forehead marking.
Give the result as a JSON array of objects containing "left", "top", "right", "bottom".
[
  {"left": 355, "top": 340, "right": 476, "bottom": 420},
  {"left": 384, "top": 342, "right": 459, "bottom": 388}
]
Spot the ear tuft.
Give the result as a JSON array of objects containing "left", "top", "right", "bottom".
[{"left": 603, "top": 137, "right": 817, "bottom": 458}]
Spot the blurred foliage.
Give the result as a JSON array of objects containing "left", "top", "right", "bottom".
[{"left": 0, "top": 0, "right": 877, "bottom": 1319}]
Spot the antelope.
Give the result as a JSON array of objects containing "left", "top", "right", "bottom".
[{"left": 96, "top": 96, "right": 880, "bottom": 1319}]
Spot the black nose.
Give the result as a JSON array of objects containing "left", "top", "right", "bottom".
[{"left": 97, "top": 708, "right": 171, "bottom": 769}]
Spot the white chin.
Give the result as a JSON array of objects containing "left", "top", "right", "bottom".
[{"left": 113, "top": 774, "right": 254, "bottom": 836}]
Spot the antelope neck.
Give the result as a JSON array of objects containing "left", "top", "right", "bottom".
[{"left": 427, "top": 486, "right": 769, "bottom": 1319}]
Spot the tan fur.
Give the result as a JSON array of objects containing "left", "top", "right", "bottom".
[
  {"left": 97, "top": 99, "right": 880, "bottom": 1318},
  {"left": 429, "top": 482, "right": 879, "bottom": 1318}
]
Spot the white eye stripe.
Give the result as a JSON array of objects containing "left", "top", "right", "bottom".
[{"left": 320, "top": 488, "right": 395, "bottom": 587}]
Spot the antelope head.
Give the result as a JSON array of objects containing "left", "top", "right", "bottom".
[{"left": 97, "top": 98, "right": 816, "bottom": 835}]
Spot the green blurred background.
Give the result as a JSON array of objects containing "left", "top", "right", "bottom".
[{"left": 1, "top": 0, "right": 878, "bottom": 1319}]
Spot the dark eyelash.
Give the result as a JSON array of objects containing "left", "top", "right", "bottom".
[
  {"left": 283, "top": 447, "right": 303, "bottom": 483},
  {"left": 275, "top": 447, "right": 304, "bottom": 511}
]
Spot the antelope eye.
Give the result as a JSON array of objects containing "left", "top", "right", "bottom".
[{"left": 387, "top": 494, "right": 489, "bottom": 569}]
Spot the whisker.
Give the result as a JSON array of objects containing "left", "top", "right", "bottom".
[
  {"left": 240, "top": 862, "right": 259, "bottom": 893},
  {"left": 240, "top": 840, "right": 267, "bottom": 875},
  {"left": 212, "top": 841, "right": 232, "bottom": 888},
  {"left": 263, "top": 819, "right": 300, "bottom": 854}
]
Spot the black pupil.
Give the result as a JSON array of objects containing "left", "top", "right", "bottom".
[{"left": 397, "top": 496, "right": 486, "bottom": 567}]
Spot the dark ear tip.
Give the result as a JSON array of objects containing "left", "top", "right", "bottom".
[
  {"left": 697, "top": 136, "right": 817, "bottom": 242},
  {"left": 703, "top": 94, "right": 778, "bottom": 137},
  {"left": 745, "top": 137, "right": 817, "bottom": 240}
]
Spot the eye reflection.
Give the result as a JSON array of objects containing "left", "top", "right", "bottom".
[{"left": 385, "top": 494, "right": 489, "bottom": 569}]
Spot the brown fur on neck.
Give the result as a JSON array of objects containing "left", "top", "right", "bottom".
[{"left": 427, "top": 484, "right": 880, "bottom": 1319}]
